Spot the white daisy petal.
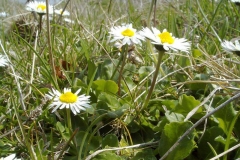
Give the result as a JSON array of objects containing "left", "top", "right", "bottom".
[
  {"left": 52, "top": 105, "right": 60, "bottom": 113},
  {"left": 0, "top": 55, "right": 8, "bottom": 67},
  {"left": 140, "top": 27, "right": 191, "bottom": 52},
  {"left": 26, "top": 1, "right": 53, "bottom": 14},
  {"left": 45, "top": 88, "right": 92, "bottom": 115},
  {"left": 221, "top": 39, "right": 240, "bottom": 54},
  {"left": 54, "top": 9, "right": 70, "bottom": 16},
  {"left": 109, "top": 23, "right": 144, "bottom": 45},
  {"left": 70, "top": 105, "right": 77, "bottom": 115}
]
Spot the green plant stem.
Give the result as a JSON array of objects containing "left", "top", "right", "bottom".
[
  {"left": 207, "top": 142, "right": 219, "bottom": 160},
  {"left": 223, "top": 111, "right": 240, "bottom": 160},
  {"left": 153, "top": 0, "right": 157, "bottom": 27},
  {"left": 66, "top": 109, "right": 72, "bottom": 134},
  {"left": 38, "top": 14, "right": 43, "bottom": 34},
  {"left": 159, "top": 92, "right": 240, "bottom": 160},
  {"left": 146, "top": 0, "right": 158, "bottom": 63},
  {"left": 197, "top": 0, "right": 223, "bottom": 43},
  {"left": 56, "top": 128, "right": 79, "bottom": 160},
  {"left": 46, "top": 0, "right": 57, "bottom": 86},
  {"left": 147, "top": 0, "right": 154, "bottom": 27},
  {"left": 118, "top": 45, "right": 128, "bottom": 95},
  {"left": 142, "top": 50, "right": 164, "bottom": 110},
  {"left": 78, "top": 114, "right": 107, "bottom": 160}
]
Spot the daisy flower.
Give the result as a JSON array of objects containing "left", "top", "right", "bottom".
[
  {"left": 109, "top": 23, "right": 144, "bottom": 45},
  {"left": 221, "top": 39, "right": 240, "bottom": 56},
  {"left": 0, "top": 55, "right": 8, "bottom": 67},
  {"left": 0, "top": 12, "right": 8, "bottom": 17},
  {"left": 45, "top": 88, "right": 91, "bottom": 115},
  {"left": 140, "top": 27, "right": 191, "bottom": 52},
  {"left": 54, "top": 9, "right": 70, "bottom": 16},
  {"left": 26, "top": 1, "right": 53, "bottom": 15}
]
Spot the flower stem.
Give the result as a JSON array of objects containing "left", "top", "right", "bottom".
[
  {"left": 38, "top": 14, "right": 43, "bottom": 34},
  {"left": 142, "top": 50, "right": 164, "bottom": 110},
  {"left": 118, "top": 45, "right": 128, "bottom": 96},
  {"left": 66, "top": 109, "right": 72, "bottom": 133}
]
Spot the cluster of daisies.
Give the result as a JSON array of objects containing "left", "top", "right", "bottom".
[
  {"left": 109, "top": 23, "right": 191, "bottom": 52},
  {"left": 1, "top": 0, "right": 240, "bottom": 122},
  {"left": 25, "top": 1, "right": 73, "bottom": 23}
]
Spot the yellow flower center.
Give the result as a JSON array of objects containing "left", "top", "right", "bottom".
[
  {"left": 37, "top": 4, "right": 46, "bottom": 11},
  {"left": 59, "top": 92, "right": 77, "bottom": 103},
  {"left": 121, "top": 29, "right": 135, "bottom": 37},
  {"left": 158, "top": 31, "right": 174, "bottom": 44}
]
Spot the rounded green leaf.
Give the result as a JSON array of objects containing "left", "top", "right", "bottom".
[
  {"left": 102, "top": 134, "right": 119, "bottom": 148},
  {"left": 159, "top": 121, "right": 196, "bottom": 160},
  {"left": 93, "top": 79, "right": 118, "bottom": 94},
  {"left": 175, "top": 94, "right": 202, "bottom": 116},
  {"left": 131, "top": 149, "right": 157, "bottom": 160}
]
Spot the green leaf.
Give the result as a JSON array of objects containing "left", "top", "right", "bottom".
[
  {"left": 92, "top": 79, "right": 118, "bottom": 94},
  {"left": 165, "top": 111, "right": 185, "bottom": 122},
  {"left": 131, "top": 149, "right": 157, "bottom": 160},
  {"left": 197, "top": 126, "right": 225, "bottom": 159},
  {"left": 92, "top": 152, "right": 123, "bottom": 160},
  {"left": 100, "top": 59, "right": 118, "bottom": 80},
  {"left": 96, "top": 100, "right": 110, "bottom": 115},
  {"left": 87, "top": 60, "right": 97, "bottom": 82},
  {"left": 153, "top": 118, "right": 168, "bottom": 132},
  {"left": 192, "top": 49, "right": 202, "bottom": 58},
  {"left": 138, "top": 66, "right": 154, "bottom": 80},
  {"left": 174, "top": 94, "right": 202, "bottom": 116},
  {"left": 102, "top": 134, "right": 119, "bottom": 148},
  {"left": 189, "top": 74, "right": 209, "bottom": 91},
  {"left": 98, "top": 93, "right": 121, "bottom": 110},
  {"left": 159, "top": 121, "right": 196, "bottom": 160},
  {"left": 56, "top": 121, "right": 65, "bottom": 133},
  {"left": 123, "top": 63, "right": 136, "bottom": 76},
  {"left": 234, "top": 148, "right": 240, "bottom": 159},
  {"left": 74, "top": 78, "right": 88, "bottom": 88},
  {"left": 138, "top": 66, "right": 154, "bottom": 75},
  {"left": 178, "top": 55, "right": 190, "bottom": 67},
  {"left": 213, "top": 96, "right": 237, "bottom": 134},
  {"left": 161, "top": 100, "right": 178, "bottom": 110},
  {"left": 215, "top": 135, "right": 237, "bottom": 146}
]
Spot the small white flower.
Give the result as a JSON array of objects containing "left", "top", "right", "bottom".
[
  {"left": 140, "top": 27, "right": 191, "bottom": 52},
  {"left": 221, "top": 39, "right": 240, "bottom": 55},
  {"left": 0, "top": 154, "right": 21, "bottom": 160},
  {"left": 45, "top": 88, "right": 91, "bottom": 115},
  {"left": 0, "top": 55, "right": 8, "bottom": 67},
  {"left": 26, "top": 1, "right": 53, "bottom": 14},
  {"left": 109, "top": 23, "right": 144, "bottom": 45},
  {"left": 63, "top": 18, "right": 74, "bottom": 24},
  {"left": 0, "top": 12, "right": 8, "bottom": 17},
  {"left": 55, "top": 9, "right": 70, "bottom": 16}
]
